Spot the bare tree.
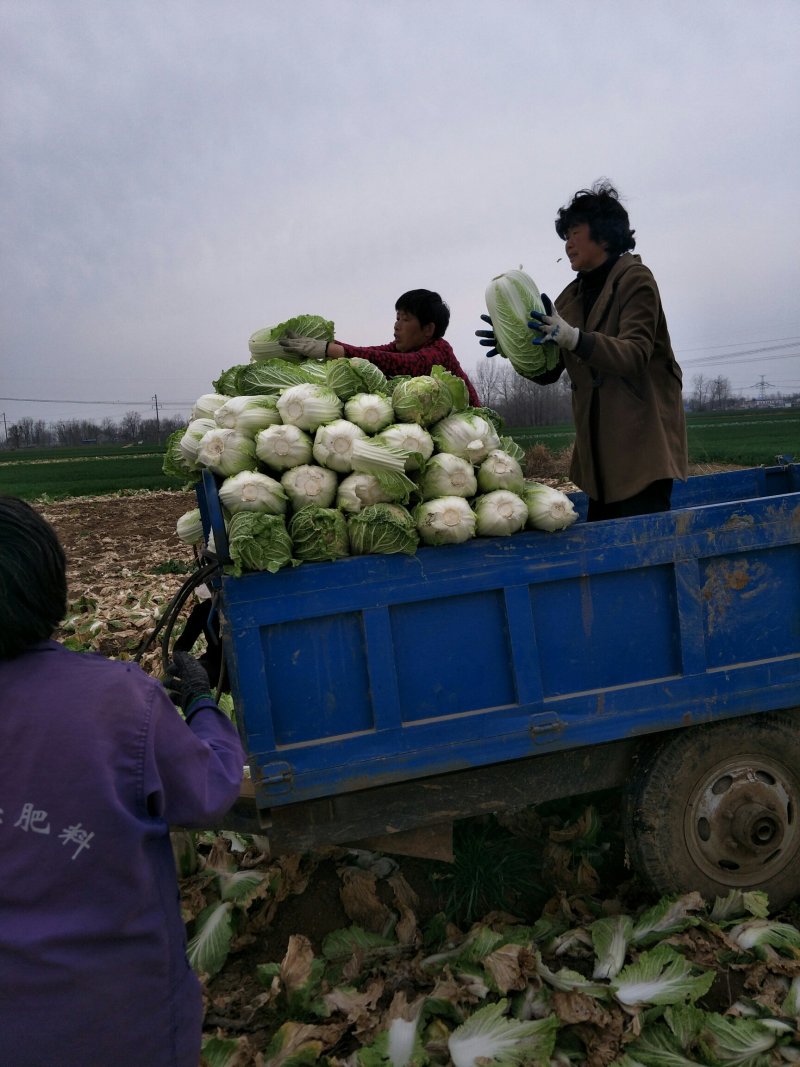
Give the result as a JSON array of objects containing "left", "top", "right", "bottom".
[
  {"left": 709, "top": 375, "right": 732, "bottom": 411},
  {"left": 120, "top": 410, "right": 143, "bottom": 442}
]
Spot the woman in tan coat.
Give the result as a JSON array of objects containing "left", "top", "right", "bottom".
[{"left": 484, "top": 181, "right": 688, "bottom": 521}]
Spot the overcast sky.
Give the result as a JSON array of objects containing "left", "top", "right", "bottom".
[{"left": 2, "top": 0, "right": 799, "bottom": 431}]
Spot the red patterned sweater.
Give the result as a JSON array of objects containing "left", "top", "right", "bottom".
[{"left": 335, "top": 337, "right": 481, "bottom": 407}]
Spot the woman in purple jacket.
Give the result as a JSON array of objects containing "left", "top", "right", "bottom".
[{"left": 0, "top": 497, "right": 245, "bottom": 1067}]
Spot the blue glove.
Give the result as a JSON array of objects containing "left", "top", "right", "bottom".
[
  {"left": 528, "top": 294, "right": 580, "bottom": 351},
  {"left": 476, "top": 314, "right": 501, "bottom": 357}
]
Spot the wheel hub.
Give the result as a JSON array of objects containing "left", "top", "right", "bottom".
[{"left": 686, "top": 761, "right": 797, "bottom": 884}]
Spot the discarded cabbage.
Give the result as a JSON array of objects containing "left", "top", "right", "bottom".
[
  {"left": 347, "top": 503, "right": 419, "bottom": 556},
  {"left": 414, "top": 496, "right": 477, "bottom": 545},
  {"left": 474, "top": 489, "right": 528, "bottom": 536},
  {"left": 523, "top": 482, "right": 579, "bottom": 532},
  {"left": 485, "top": 269, "right": 561, "bottom": 379}
]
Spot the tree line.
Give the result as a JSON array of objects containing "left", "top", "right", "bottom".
[
  {"left": 2, "top": 369, "right": 794, "bottom": 450},
  {"left": 1, "top": 411, "right": 187, "bottom": 449}
]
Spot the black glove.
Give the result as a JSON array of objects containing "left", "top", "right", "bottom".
[
  {"left": 475, "top": 313, "right": 502, "bottom": 358},
  {"left": 164, "top": 651, "right": 214, "bottom": 716}
]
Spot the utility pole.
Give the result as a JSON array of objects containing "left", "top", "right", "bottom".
[
  {"left": 152, "top": 394, "right": 161, "bottom": 444},
  {"left": 1, "top": 412, "right": 7, "bottom": 444}
]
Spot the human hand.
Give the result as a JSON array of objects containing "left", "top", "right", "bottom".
[
  {"left": 476, "top": 314, "right": 502, "bottom": 358},
  {"left": 528, "top": 294, "right": 579, "bottom": 351},
  {"left": 164, "top": 650, "right": 214, "bottom": 715},
  {"left": 278, "top": 332, "right": 329, "bottom": 360}
]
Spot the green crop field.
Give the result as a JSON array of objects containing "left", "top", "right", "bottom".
[
  {"left": 0, "top": 444, "right": 188, "bottom": 500},
  {"left": 509, "top": 409, "right": 799, "bottom": 468},
  {"left": 1, "top": 409, "right": 797, "bottom": 501}
]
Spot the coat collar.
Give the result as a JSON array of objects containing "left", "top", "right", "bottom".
[{"left": 583, "top": 253, "right": 640, "bottom": 330}]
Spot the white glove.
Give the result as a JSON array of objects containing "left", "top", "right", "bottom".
[
  {"left": 278, "top": 334, "right": 329, "bottom": 360},
  {"left": 528, "top": 294, "right": 579, "bottom": 352}
]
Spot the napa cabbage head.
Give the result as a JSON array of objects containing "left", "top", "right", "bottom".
[
  {"left": 236, "top": 359, "right": 328, "bottom": 396},
  {"left": 196, "top": 428, "right": 257, "bottom": 477},
  {"left": 343, "top": 392, "right": 394, "bottom": 433},
  {"left": 175, "top": 508, "right": 205, "bottom": 545},
  {"left": 248, "top": 314, "right": 334, "bottom": 362},
  {"left": 414, "top": 496, "right": 477, "bottom": 545},
  {"left": 418, "top": 453, "right": 477, "bottom": 501},
  {"left": 474, "top": 490, "right": 528, "bottom": 536},
  {"left": 276, "top": 382, "right": 343, "bottom": 431},
  {"left": 431, "top": 412, "right": 501, "bottom": 464},
  {"left": 214, "top": 395, "right": 281, "bottom": 435},
  {"left": 255, "top": 424, "right": 314, "bottom": 471},
  {"left": 289, "top": 506, "right": 350, "bottom": 562},
  {"left": 373, "top": 423, "right": 434, "bottom": 471},
  {"left": 163, "top": 426, "right": 200, "bottom": 480},
  {"left": 226, "top": 512, "right": 296, "bottom": 576},
  {"left": 391, "top": 374, "right": 453, "bottom": 427},
  {"left": 485, "top": 269, "right": 561, "bottom": 379},
  {"left": 191, "top": 393, "right": 229, "bottom": 420},
  {"left": 348, "top": 503, "right": 419, "bottom": 556},
  {"left": 281, "top": 464, "right": 338, "bottom": 510},
  {"left": 325, "top": 356, "right": 388, "bottom": 400},
  {"left": 337, "top": 472, "right": 396, "bottom": 514},
  {"left": 312, "top": 419, "right": 367, "bottom": 473},
  {"left": 522, "top": 482, "right": 579, "bottom": 532},
  {"left": 218, "top": 470, "right": 287, "bottom": 515},
  {"left": 477, "top": 450, "right": 525, "bottom": 494}
]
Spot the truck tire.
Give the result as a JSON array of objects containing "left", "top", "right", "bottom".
[{"left": 622, "top": 711, "right": 800, "bottom": 910}]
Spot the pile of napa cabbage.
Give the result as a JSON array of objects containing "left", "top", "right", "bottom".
[{"left": 164, "top": 313, "right": 578, "bottom": 575}]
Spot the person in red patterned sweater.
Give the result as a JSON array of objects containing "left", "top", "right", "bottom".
[{"left": 279, "top": 289, "right": 481, "bottom": 407}]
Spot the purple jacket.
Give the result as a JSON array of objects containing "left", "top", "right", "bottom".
[{"left": 0, "top": 641, "right": 245, "bottom": 1067}]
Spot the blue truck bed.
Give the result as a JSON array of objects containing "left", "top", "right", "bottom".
[{"left": 199, "top": 464, "right": 800, "bottom": 833}]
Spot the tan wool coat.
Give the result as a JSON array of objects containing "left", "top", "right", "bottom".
[{"left": 554, "top": 253, "right": 688, "bottom": 504}]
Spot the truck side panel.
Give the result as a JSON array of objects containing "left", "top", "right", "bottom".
[{"left": 210, "top": 468, "right": 800, "bottom": 813}]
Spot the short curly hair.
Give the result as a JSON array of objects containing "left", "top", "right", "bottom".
[
  {"left": 0, "top": 496, "right": 67, "bottom": 659},
  {"left": 555, "top": 179, "right": 636, "bottom": 257}
]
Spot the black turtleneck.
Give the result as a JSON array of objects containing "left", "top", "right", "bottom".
[{"left": 578, "top": 254, "right": 619, "bottom": 317}]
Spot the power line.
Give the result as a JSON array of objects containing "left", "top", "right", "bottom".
[
  {"left": 679, "top": 335, "right": 800, "bottom": 354},
  {"left": 0, "top": 396, "right": 192, "bottom": 407}
]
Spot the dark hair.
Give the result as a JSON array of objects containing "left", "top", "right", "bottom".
[
  {"left": 0, "top": 497, "right": 67, "bottom": 659},
  {"left": 395, "top": 289, "right": 450, "bottom": 339},
  {"left": 555, "top": 179, "right": 636, "bottom": 256}
]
